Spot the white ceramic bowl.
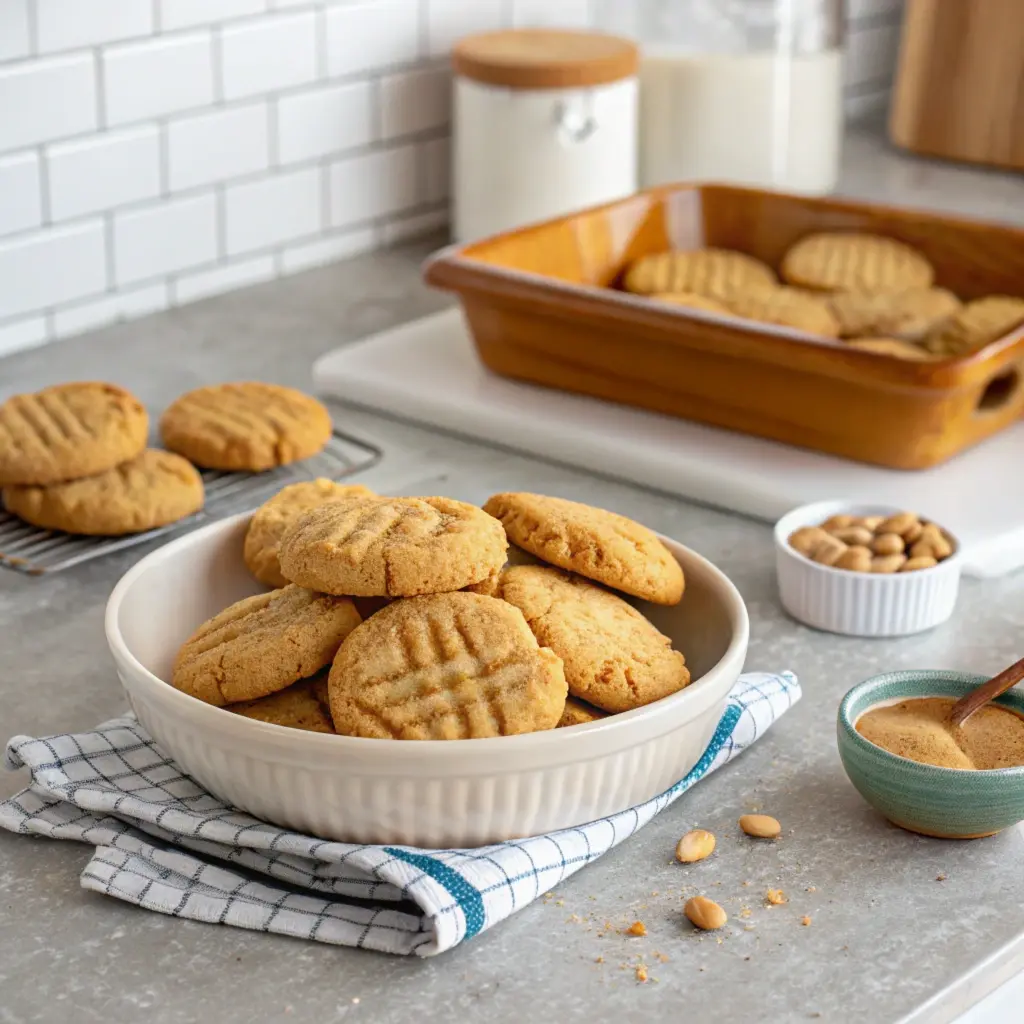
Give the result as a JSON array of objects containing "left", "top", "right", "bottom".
[
  {"left": 105, "top": 513, "right": 749, "bottom": 847},
  {"left": 774, "top": 500, "right": 962, "bottom": 638}
]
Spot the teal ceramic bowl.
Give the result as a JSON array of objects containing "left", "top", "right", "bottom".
[{"left": 838, "top": 670, "right": 1024, "bottom": 839}]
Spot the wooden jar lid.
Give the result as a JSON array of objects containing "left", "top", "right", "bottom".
[{"left": 452, "top": 29, "right": 639, "bottom": 90}]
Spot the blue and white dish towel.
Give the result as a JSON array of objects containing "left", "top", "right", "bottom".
[{"left": 0, "top": 671, "right": 799, "bottom": 957}]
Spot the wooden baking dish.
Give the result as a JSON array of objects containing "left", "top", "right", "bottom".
[{"left": 423, "top": 184, "right": 1024, "bottom": 470}]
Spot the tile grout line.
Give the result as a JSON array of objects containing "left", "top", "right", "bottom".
[
  {"left": 94, "top": 48, "right": 107, "bottom": 130},
  {"left": 36, "top": 144, "right": 51, "bottom": 225},
  {"left": 103, "top": 214, "right": 116, "bottom": 293}
]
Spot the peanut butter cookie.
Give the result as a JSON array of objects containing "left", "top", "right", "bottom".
[
  {"left": 244, "top": 478, "right": 376, "bottom": 588},
  {"left": 781, "top": 232, "right": 934, "bottom": 293},
  {"left": 623, "top": 248, "right": 776, "bottom": 298},
  {"left": 0, "top": 381, "right": 148, "bottom": 486},
  {"left": 558, "top": 696, "right": 609, "bottom": 728},
  {"left": 228, "top": 672, "right": 335, "bottom": 733},
  {"left": 278, "top": 495, "right": 507, "bottom": 597},
  {"left": 173, "top": 584, "right": 361, "bottom": 706},
  {"left": 328, "top": 592, "right": 567, "bottom": 740},
  {"left": 923, "top": 296, "right": 1024, "bottom": 356},
  {"left": 160, "top": 382, "right": 333, "bottom": 471},
  {"left": 651, "top": 291, "right": 731, "bottom": 314},
  {"left": 845, "top": 337, "right": 934, "bottom": 360},
  {"left": 3, "top": 448, "right": 203, "bottom": 536},
  {"left": 486, "top": 566, "right": 689, "bottom": 713},
  {"left": 725, "top": 285, "right": 840, "bottom": 337},
  {"left": 482, "top": 492, "right": 683, "bottom": 605},
  {"left": 829, "top": 287, "right": 960, "bottom": 340}
]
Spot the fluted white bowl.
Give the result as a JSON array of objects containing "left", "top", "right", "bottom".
[
  {"left": 105, "top": 512, "right": 749, "bottom": 847},
  {"left": 774, "top": 500, "right": 962, "bottom": 638}
]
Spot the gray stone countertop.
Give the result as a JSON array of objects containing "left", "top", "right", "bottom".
[{"left": 2, "top": 127, "right": 1024, "bottom": 1024}]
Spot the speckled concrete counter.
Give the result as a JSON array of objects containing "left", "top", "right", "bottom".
[{"left": 2, "top": 128, "right": 1023, "bottom": 1024}]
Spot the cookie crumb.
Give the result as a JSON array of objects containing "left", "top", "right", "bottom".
[
  {"left": 936, "top": 874, "right": 946, "bottom": 882},
  {"left": 806, "top": 886, "right": 817, "bottom": 893},
  {"left": 766, "top": 889, "right": 788, "bottom": 906},
  {"left": 626, "top": 921, "right": 647, "bottom": 937},
  {"left": 635, "top": 965, "right": 648, "bottom": 983},
  {"left": 801, "top": 916, "right": 812, "bottom": 927},
  {"left": 739, "top": 907, "right": 752, "bottom": 919},
  {"left": 595, "top": 956, "right": 604, "bottom": 964}
]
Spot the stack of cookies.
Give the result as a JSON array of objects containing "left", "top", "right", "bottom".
[
  {"left": 172, "top": 488, "right": 690, "bottom": 741},
  {"left": 0, "top": 379, "right": 333, "bottom": 537},
  {"left": 622, "top": 234, "right": 1024, "bottom": 360}
]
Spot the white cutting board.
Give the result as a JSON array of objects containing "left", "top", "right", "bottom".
[{"left": 314, "top": 308, "right": 1024, "bottom": 579}]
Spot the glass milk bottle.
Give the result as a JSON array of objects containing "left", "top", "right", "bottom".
[{"left": 597, "top": 0, "right": 845, "bottom": 195}]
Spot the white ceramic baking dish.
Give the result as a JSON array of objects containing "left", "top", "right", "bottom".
[
  {"left": 105, "top": 512, "right": 749, "bottom": 847},
  {"left": 774, "top": 499, "right": 962, "bottom": 638}
]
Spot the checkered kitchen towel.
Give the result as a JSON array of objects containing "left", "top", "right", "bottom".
[{"left": 0, "top": 671, "right": 798, "bottom": 957}]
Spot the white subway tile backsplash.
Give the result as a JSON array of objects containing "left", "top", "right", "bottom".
[
  {"left": 114, "top": 193, "right": 218, "bottom": 285},
  {"left": 278, "top": 226, "right": 378, "bottom": 273},
  {"left": 0, "top": 315, "right": 49, "bottom": 358},
  {"left": 161, "top": 0, "right": 268, "bottom": 31},
  {"left": 224, "top": 167, "right": 322, "bottom": 255},
  {"left": 168, "top": 103, "right": 270, "bottom": 191},
  {"left": 329, "top": 144, "right": 419, "bottom": 227},
  {"left": 276, "top": 81, "right": 374, "bottom": 164},
  {"left": 0, "top": 55, "right": 97, "bottom": 153},
  {"left": 380, "top": 67, "right": 450, "bottom": 140},
  {"left": 511, "top": 0, "right": 593, "bottom": 28},
  {"left": 104, "top": 34, "right": 215, "bottom": 126},
  {"left": 382, "top": 205, "right": 448, "bottom": 245},
  {"left": 426, "top": 0, "right": 506, "bottom": 57},
  {"left": 221, "top": 12, "right": 317, "bottom": 100},
  {"left": 0, "top": 221, "right": 107, "bottom": 320},
  {"left": 422, "top": 136, "right": 450, "bottom": 203},
  {"left": 48, "top": 127, "right": 161, "bottom": 221},
  {"left": 173, "top": 255, "right": 275, "bottom": 303},
  {"left": 0, "top": 1, "right": 31, "bottom": 63},
  {"left": 52, "top": 283, "right": 169, "bottom": 337},
  {"left": 325, "top": 0, "right": 420, "bottom": 76},
  {"left": 37, "top": 0, "right": 152, "bottom": 54},
  {"left": 0, "top": 152, "right": 42, "bottom": 237}
]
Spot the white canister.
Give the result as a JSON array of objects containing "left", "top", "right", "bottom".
[{"left": 451, "top": 29, "right": 639, "bottom": 243}]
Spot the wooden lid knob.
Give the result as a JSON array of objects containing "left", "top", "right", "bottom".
[{"left": 452, "top": 29, "right": 638, "bottom": 90}]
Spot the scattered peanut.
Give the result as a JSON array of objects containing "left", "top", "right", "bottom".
[
  {"left": 765, "top": 889, "right": 788, "bottom": 906},
  {"left": 830, "top": 526, "right": 873, "bottom": 546},
  {"left": 739, "top": 814, "right": 782, "bottom": 839},
  {"left": 635, "top": 965, "right": 648, "bottom": 983},
  {"left": 625, "top": 921, "right": 647, "bottom": 937},
  {"left": 901, "top": 556, "right": 938, "bottom": 572},
  {"left": 871, "top": 532, "right": 905, "bottom": 556},
  {"left": 810, "top": 536, "right": 847, "bottom": 567},
  {"left": 801, "top": 916, "right": 812, "bottom": 926},
  {"left": 835, "top": 545, "right": 872, "bottom": 572},
  {"left": 871, "top": 553, "right": 907, "bottom": 574},
  {"left": 675, "top": 829, "right": 716, "bottom": 864},
  {"left": 684, "top": 896, "right": 728, "bottom": 931}
]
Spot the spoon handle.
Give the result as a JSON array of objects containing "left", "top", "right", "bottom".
[{"left": 948, "top": 656, "right": 1024, "bottom": 728}]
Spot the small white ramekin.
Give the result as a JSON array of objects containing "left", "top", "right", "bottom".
[
  {"left": 774, "top": 500, "right": 962, "bottom": 638},
  {"left": 105, "top": 512, "right": 749, "bottom": 847}
]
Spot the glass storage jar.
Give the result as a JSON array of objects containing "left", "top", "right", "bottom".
[{"left": 596, "top": 0, "right": 845, "bottom": 195}]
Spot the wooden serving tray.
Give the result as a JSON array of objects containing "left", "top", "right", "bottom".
[{"left": 423, "top": 184, "right": 1024, "bottom": 470}]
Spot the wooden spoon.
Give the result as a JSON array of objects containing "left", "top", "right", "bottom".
[{"left": 948, "top": 656, "right": 1024, "bottom": 728}]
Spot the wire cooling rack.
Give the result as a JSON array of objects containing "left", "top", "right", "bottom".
[{"left": 0, "top": 429, "right": 382, "bottom": 576}]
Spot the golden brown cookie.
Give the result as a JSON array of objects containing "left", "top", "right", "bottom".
[
  {"left": 623, "top": 248, "right": 776, "bottom": 298},
  {"left": 781, "top": 232, "right": 934, "bottom": 293},
  {"left": 725, "top": 286, "right": 840, "bottom": 337},
  {"left": 482, "top": 492, "right": 683, "bottom": 605},
  {"left": 845, "top": 338, "right": 934, "bottom": 360},
  {"left": 487, "top": 566, "right": 689, "bottom": 713},
  {"left": 0, "top": 382, "right": 148, "bottom": 487},
  {"left": 558, "top": 696, "right": 609, "bottom": 728},
  {"left": 228, "top": 672, "right": 335, "bottom": 733},
  {"left": 328, "top": 592, "right": 567, "bottom": 740},
  {"left": 651, "top": 291, "right": 731, "bottom": 314},
  {"left": 160, "top": 382, "right": 333, "bottom": 471},
  {"left": 829, "top": 287, "right": 960, "bottom": 340},
  {"left": 173, "top": 584, "right": 361, "bottom": 706},
  {"left": 278, "top": 495, "right": 507, "bottom": 597},
  {"left": 923, "top": 296, "right": 1024, "bottom": 356},
  {"left": 243, "top": 478, "right": 376, "bottom": 588},
  {"left": 3, "top": 448, "right": 203, "bottom": 536}
]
